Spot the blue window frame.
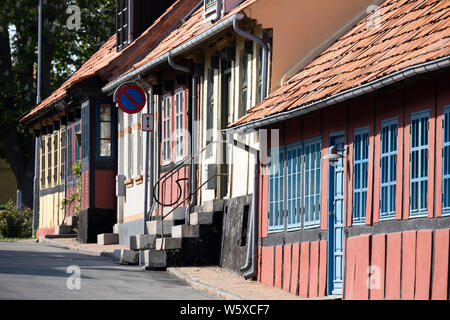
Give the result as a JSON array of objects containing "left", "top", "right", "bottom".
[
  {"left": 97, "top": 102, "right": 114, "bottom": 160},
  {"left": 380, "top": 118, "right": 398, "bottom": 219},
  {"left": 268, "top": 147, "right": 285, "bottom": 232},
  {"left": 304, "top": 138, "right": 322, "bottom": 227},
  {"left": 81, "top": 100, "right": 89, "bottom": 161},
  {"left": 74, "top": 121, "right": 80, "bottom": 162},
  {"left": 286, "top": 143, "right": 302, "bottom": 229},
  {"left": 353, "top": 127, "right": 369, "bottom": 224},
  {"left": 410, "top": 110, "right": 429, "bottom": 216},
  {"left": 67, "top": 125, "right": 73, "bottom": 181},
  {"left": 443, "top": 106, "right": 450, "bottom": 215}
]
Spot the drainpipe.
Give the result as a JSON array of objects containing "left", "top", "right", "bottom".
[
  {"left": 137, "top": 75, "right": 154, "bottom": 233},
  {"left": 232, "top": 17, "right": 267, "bottom": 279},
  {"left": 211, "top": 0, "right": 222, "bottom": 24},
  {"left": 167, "top": 53, "right": 196, "bottom": 225},
  {"left": 242, "top": 153, "right": 260, "bottom": 279},
  {"left": 233, "top": 16, "right": 269, "bottom": 101}
]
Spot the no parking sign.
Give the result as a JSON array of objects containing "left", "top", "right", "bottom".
[{"left": 117, "top": 84, "right": 147, "bottom": 114}]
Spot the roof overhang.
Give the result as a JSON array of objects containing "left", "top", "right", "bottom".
[
  {"left": 101, "top": 13, "right": 246, "bottom": 94},
  {"left": 224, "top": 55, "right": 450, "bottom": 134}
]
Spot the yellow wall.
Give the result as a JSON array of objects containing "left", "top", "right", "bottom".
[
  {"left": 0, "top": 158, "right": 17, "bottom": 205},
  {"left": 244, "top": 0, "right": 381, "bottom": 91},
  {"left": 38, "top": 124, "right": 66, "bottom": 229}
]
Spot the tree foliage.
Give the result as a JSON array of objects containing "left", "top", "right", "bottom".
[{"left": 0, "top": 0, "right": 116, "bottom": 207}]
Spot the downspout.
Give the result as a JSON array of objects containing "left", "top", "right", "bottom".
[
  {"left": 233, "top": 16, "right": 269, "bottom": 101},
  {"left": 211, "top": 0, "right": 222, "bottom": 24},
  {"left": 167, "top": 53, "right": 196, "bottom": 225},
  {"left": 232, "top": 17, "right": 268, "bottom": 279},
  {"left": 137, "top": 75, "right": 154, "bottom": 233}
]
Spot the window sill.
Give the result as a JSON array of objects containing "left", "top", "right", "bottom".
[
  {"left": 267, "top": 228, "right": 284, "bottom": 234},
  {"left": 303, "top": 224, "right": 320, "bottom": 230},
  {"left": 408, "top": 212, "right": 427, "bottom": 219},
  {"left": 379, "top": 215, "right": 396, "bottom": 222}
]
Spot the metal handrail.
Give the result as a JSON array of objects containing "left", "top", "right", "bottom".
[
  {"left": 152, "top": 140, "right": 226, "bottom": 207},
  {"left": 152, "top": 140, "right": 228, "bottom": 242},
  {"left": 159, "top": 173, "right": 227, "bottom": 241}
]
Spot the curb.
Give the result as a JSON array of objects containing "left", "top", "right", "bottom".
[
  {"left": 167, "top": 267, "right": 243, "bottom": 300},
  {"left": 38, "top": 238, "right": 115, "bottom": 258}
]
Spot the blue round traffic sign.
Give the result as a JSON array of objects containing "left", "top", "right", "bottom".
[{"left": 117, "top": 85, "right": 147, "bottom": 114}]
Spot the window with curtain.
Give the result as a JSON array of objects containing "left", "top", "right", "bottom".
[
  {"left": 353, "top": 127, "right": 369, "bottom": 224},
  {"left": 410, "top": 110, "right": 429, "bottom": 216},
  {"left": 380, "top": 118, "right": 398, "bottom": 219},
  {"left": 99, "top": 104, "right": 112, "bottom": 158}
]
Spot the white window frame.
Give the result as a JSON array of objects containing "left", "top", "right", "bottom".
[
  {"left": 175, "top": 88, "right": 185, "bottom": 161},
  {"left": 162, "top": 94, "right": 172, "bottom": 164}
]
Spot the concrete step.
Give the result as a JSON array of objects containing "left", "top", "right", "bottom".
[
  {"left": 171, "top": 225, "right": 199, "bottom": 238},
  {"left": 54, "top": 225, "right": 73, "bottom": 235},
  {"left": 119, "top": 249, "right": 139, "bottom": 265},
  {"left": 65, "top": 216, "right": 78, "bottom": 227},
  {"left": 192, "top": 199, "right": 224, "bottom": 213},
  {"left": 146, "top": 220, "right": 174, "bottom": 236},
  {"left": 162, "top": 206, "right": 187, "bottom": 221},
  {"left": 130, "top": 234, "right": 156, "bottom": 250},
  {"left": 155, "top": 237, "right": 182, "bottom": 250},
  {"left": 189, "top": 211, "right": 214, "bottom": 225},
  {"left": 97, "top": 233, "right": 119, "bottom": 245}
]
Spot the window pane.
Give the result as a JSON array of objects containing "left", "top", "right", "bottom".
[
  {"left": 100, "top": 104, "right": 111, "bottom": 121},
  {"left": 100, "top": 139, "right": 111, "bottom": 157},
  {"left": 101, "top": 122, "right": 111, "bottom": 139}
]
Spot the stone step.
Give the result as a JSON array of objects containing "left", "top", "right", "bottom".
[
  {"left": 119, "top": 249, "right": 139, "bottom": 265},
  {"left": 54, "top": 225, "right": 73, "bottom": 235},
  {"left": 129, "top": 234, "right": 157, "bottom": 250},
  {"left": 171, "top": 225, "right": 199, "bottom": 238},
  {"left": 65, "top": 215, "right": 78, "bottom": 227},
  {"left": 97, "top": 233, "right": 119, "bottom": 245},
  {"left": 192, "top": 199, "right": 224, "bottom": 213},
  {"left": 162, "top": 206, "right": 187, "bottom": 221},
  {"left": 146, "top": 220, "right": 174, "bottom": 236},
  {"left": 189, "top": 211, "right": 215, "bottom": 225},
  {"left": 155, "top": 237, "right": 182, "bottom": 250}
]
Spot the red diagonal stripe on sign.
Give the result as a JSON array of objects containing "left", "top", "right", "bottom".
[{"left": 122, "top": 89, "right": 141, "bottom": 110}]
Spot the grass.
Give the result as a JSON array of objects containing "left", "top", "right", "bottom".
[{"left": 0, "top": 237, "right": 34, "bottom": 242}]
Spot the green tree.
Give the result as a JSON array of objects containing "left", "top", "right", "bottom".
[{"left": 0, "top": 0, "right": 115, "bottom": 208}]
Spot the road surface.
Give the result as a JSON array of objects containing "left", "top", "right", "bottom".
[{"left": 0, "top": 241, "right": 220, "bottom": 300}]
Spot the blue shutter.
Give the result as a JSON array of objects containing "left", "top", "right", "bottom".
[
  {"left": 286, "top": 143, "right": 302, "bottom": 230},
  {"left": 75, "top": 121, "right": 80, "bottom": 162},
  {"left": 268, "top": 147, "right": 285, "bottom": 232},
  {"left": 443, "top": 106, "right": 450, "bottom": 215},
  {"left": 353, "top": 127, "right": 369, "bottom": 224},
  {"left": 410, "top": 110, "right": 429, "bottom": 216},
  {"left": 304, "top": 138, "right": 322, "bottom": 227},
  {"left": 67, "top": 125, "right": 73, "bottom": 181},
  {"left": 380, "top": 118, "right": 398, "bottom": 219},
  {"left": 81, "top": 103, "right": 89, "bottom": 160}
]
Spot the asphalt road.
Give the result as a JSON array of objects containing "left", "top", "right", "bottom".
[{"left": 0, "top": 241, "right": 220, "bottom": 300}]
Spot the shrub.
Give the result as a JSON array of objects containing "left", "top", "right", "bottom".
[{"left": 0, "top": 200, "right": 33, "bottom": 238}]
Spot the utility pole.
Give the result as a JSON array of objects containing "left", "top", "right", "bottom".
[{"left": 32, "top": 0, "right": 42, "bottom": 234}]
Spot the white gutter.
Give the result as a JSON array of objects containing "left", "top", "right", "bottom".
[
  {"left": 102, "top": 12, "right": 245, "bottom": 94},
  {"left": 225, "top": 55, "right": 450, "bottom": 133}
]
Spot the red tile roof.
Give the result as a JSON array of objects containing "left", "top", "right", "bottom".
[
  {"left": 113, "top": 0, "right": 258, "bottom": 78},
  {"left": 231, "top": 0, "right": 450, "bottom": 128},
  {"left": 19, "top": 0, "right": 195, "bottom": 124}
]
